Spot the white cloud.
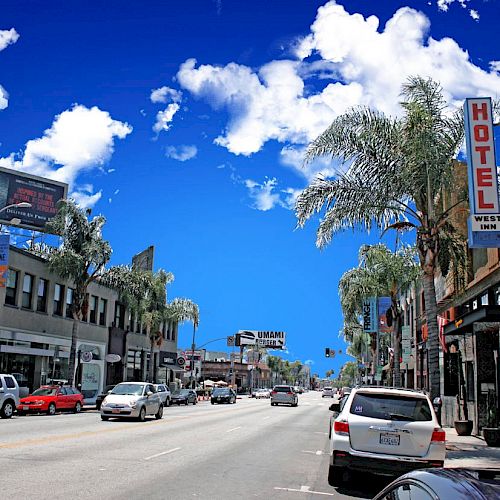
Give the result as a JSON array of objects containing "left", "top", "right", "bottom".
[
  {"left": 165, "top": 144, "right": 198, "bottom": 161},
  {"left": 0, "top": 104, "right": 132, "bottom": 208},
  {"left": 469, "top": 9, "right": 479, "bottom": 21},
  {"left": 490, "top": 61, "right": 500, "bottom": 73},
  {"left": 244, "top": 177, "right": 281, "bottom": 211},
  {"left": 437, "top": 0, "right": 468, "bottom": 11},
  {"left": 150, "top": 86, "right": 182, "bottom": 104},
  {"left": 71, "top": 188, "right": 102, "bottom": 209},
  {"left": 0, "top": 28, "right": 20, "bottom": 110},
  {"left": 280, "top": 145, "right": 338, "bottom": 182},
  {"left": 153, "top": 103, "right": 180, "bottom": 133},
  {"left": 304, "top": 359, "right": 315, "bottom": 365},
  {"left": 176, "top": 2, "right": 500, "bottom": 159}
]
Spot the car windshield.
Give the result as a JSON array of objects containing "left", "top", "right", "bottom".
[
  {"left": 111, "top": 384, "right": 145, "bottom": 396},
  {"left": 273, "top": 386, "right": 292, "bottom": 392},
  {"left": 349, "top": 392, "right": 432, "bottom": 421},
  {"left": 31, "top": 387, "right": 57, "bottom": 396},
  {"left": 173, "top": 390, "right": 190, "bottom": 396},
  {"left": 213, "top": 389, "right": 230, "bottom": 395}
]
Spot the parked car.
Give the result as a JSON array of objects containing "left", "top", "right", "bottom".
[
  {"left": 339, "top": 386, "right": 351, "bottom": 398},
  {"left": 154, "top": 384, "right": 171, "bottom": 407},
  {"left": 171, "top": 389, "right": 197, "bottom": 405},
  {"left": 11, "top": 372, "right": 30, "bottom": 398},
  {"left": 373, "top": 468, "right": 500, "bottom": 500},
  {"left": 255, "top": 388, "right": 270, "bottom": 399},
  {"left": 100, "top": 382, "right": 162, "bottom": 421},
  {"left": 328, "top": 387, "right": 445, "bottom": 487},
  {"left": 95, "top": 385, "right": 116, "bottom": 411},
  {"left": 322, "top": 387, "right": 334, "bottom": 398},
  {"left": 250, "top": 388, "right": 259, "bottom": 398},
  {"left": 294, "top": 386, "right": 304, "bottom": 394},
  {"left": 18, "top": 385, "right": 84, "bottom": 415},
  {"left": 270, "top": 385, "right": 298, "bottom": 407},
  {"left": 211, "top": 387, "right": 236, "bottom": 404},
  {"left": 0, "top": 374, "right": 20, "bottom": 419}
]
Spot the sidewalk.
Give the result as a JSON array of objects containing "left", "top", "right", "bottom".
[{"left": 444, "top": 427, "right": 500, "bottom": 468}]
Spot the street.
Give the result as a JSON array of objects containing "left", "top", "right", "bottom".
[{"left": 1, "top": 391, "right": 391, "bottom": 500}]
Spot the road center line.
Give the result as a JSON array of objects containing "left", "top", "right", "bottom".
[
  {"left": 226, "top": 426, "right": 242, "bottom": 433},
  {"left": 274, "top": 486, "right": 334, "bottom": 496},
  {"left": 144, "top": 447, "right": 181, "bottom": 461}
]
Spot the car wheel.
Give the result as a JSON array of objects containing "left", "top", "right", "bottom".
[
  {"left": 0, "top": 400, "right": 15, "bottom": 419},
  {"left": 74, "top": 402, "right": 82, "bottom": 413},
  {"left": 101, "top": 415, "right": 109, "bottom": 421},
  {"left": 155, "top": 404, "right": 163, "bottom": 420},
  {"left": 184, "top": 400, "right": 188, "bottom": 406},
  {"left": 47, "top": 403, "right": 56, "bottom": 416},
  {"left": 328, "top": 465, "right": 346, "bottom": 487},
  {"left": 211, "top": 401, "right": 215, "bottom": 405},
  {"left": 137, "top": 406, "right": 146, "bottom": 422}
]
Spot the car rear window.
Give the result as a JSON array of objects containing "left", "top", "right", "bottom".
[
  {"left": 273, "top": 386, "right": 292, "bottom": 392},
  {"left": 349, "top": 392, "right": 432, "bottom": 421}
]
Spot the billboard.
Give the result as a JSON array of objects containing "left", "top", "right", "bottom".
[
  {"left": 377, "top": 297, "right": 392, "bottom": 335},
  {"left": 0, "top": 234, "right": 9, "bottom": 288},
  {"left": 0, "top": 167, "right": 68, "bottom": 232},
  {"left": 362, "top": 297, "right": 377, "bottom": 333},
  {"left": 464, "top": 98, "right": 500, "bottom": 247},
  {"left": 236, "top": 330, "right": 286, "bottom": 349}
]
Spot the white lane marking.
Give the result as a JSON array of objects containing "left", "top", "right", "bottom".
[
  {"left": 144, "top": 447, "right": 181, "bottom": 461},
  {"left": 226, "top": 426, "right": 242, "bottom": 433},
  {"left": 301, "top": 450, "right": 324, "bottom": 455},
  {"left": 314, "top": 432, "right": 328, "bottom": 435},
  {"left": 263, "top": 416, "right": 270, "bottom": 420},
  {"left": 274, "top": 486, "right": 334, "bottom": 496}
]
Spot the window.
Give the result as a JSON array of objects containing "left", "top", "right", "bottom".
[
  {"left": 481, "top": 293, "right": 489, "bottom": 306},
  {"left": 58, "top": 387, "right": 68, "bottom": 395},
  {"left": 4, "top": 376, "right": 16, "bottom": 389},
  {"left": 99, "top": 298, "right": 107, "bottom": 326},
  {"left": 21, "top": 274, "right": 34, "bottom": 309},
  {"left": 129, "top": 311, "right": 135, "bottom": 332},
  {"left": 5, "top": 269, "right": 19, "bottom": 306},
  {"left": 114, "top": 302, "right": 125, "bottom": 329},
  {"left": 65, "top": 288, "right": 74, "bottom": 318},
  {"left": 444, "top": 350, "right": 460, "bottom": 396},
  {"left": 466, "top": 361, "right": 475, "bottom": 401},
  {"left": 382, "top": 482, "right": 433, "bottom": 500},
  {"left": 37, "top": 278, "right": 48, "bottom": 312},
  {"left": 53, "top": 284, "right": 64, "bottom": 316},
  {"left": 89, "top": 295, "right": 98, "bottom": 323},
  {"left": 349, "top": 392, "right": 432, "bottom": 421}
]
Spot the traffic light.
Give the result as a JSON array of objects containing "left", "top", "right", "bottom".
[{"left": 325, "top": 348, "right": 330, "bottom": 357}]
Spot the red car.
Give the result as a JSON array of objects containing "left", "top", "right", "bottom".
[{"left": 17, "top": 385, "right": 84, "bottom": 415}]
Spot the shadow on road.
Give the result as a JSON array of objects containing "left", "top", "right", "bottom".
[{"left": 335, "top": 471, "right": 393, "bottom": 498}]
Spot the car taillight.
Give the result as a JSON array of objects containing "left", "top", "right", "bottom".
[
  {"left": 334, "top": 421, "right": 349, "bottom": 435},
  {"left": 431, "top": 428, "right": 446, "bottom": 443},
  {"left": 271, "top": 391, "right": 276, "bottom": 395},
  {"left": 287, "top": 392, "right": 293, "bottom": 395}
]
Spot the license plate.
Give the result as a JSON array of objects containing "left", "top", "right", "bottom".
[
  {"left": 23, "top": 406, "right": 30, "bottom": 410},
  {"left": 112, "top": 409, "right": 121, "bottom": 414},
  {"left": 380, "top": 433, "right": 400, "bottom": 446}
]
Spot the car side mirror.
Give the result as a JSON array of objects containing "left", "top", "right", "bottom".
[
  {"left": 147, "top": 391, "right": 153, "bottom": 396},
  {"left": 329, "top": 402, "right": 340, "bottom": 412},
  {"left": 107, "top": 390, "right": 112, "bottom": 394}
]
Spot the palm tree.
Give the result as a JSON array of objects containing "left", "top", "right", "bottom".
[
  {"left": 33, "top": 200, "right": 112, "bottom": 385},
  {"left": 325, "top": 369, "right": 334, "bottom": 378},
  {"left": 296, "top": 77, "right": 467, "bottom": 398}
]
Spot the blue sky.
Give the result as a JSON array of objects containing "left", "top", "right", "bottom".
[{"left": 1, "top": 0, "right": 500, "bottom": 378}]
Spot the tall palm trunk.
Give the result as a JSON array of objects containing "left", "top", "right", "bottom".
[
  {"left": 67, "top": 319, "right": 79, "bottom": 386},
  {"left": 392, "top": 306, "right": 402, "bottom": 388},
  {"left": 422, "top": 272, "right": 440, "bottom": 399},
  {"left": 148, "top": 334, "right": 155, "bottom": 382}
]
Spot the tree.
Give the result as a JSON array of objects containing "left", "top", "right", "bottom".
[
  {"left": 339, "top": 244, "right": 419, "bottom": 386},
  {"left": 37, "top": 200, "right": 112, "bottom": 385},
  {"left": 296, "top": 77, "right": 468, "bottom": 398},
  {"left": 339, "top": 362, "right": 358, "bottom": 387},
  {"left": 325, "top": 369, "right": 334, "bottom": 378}
]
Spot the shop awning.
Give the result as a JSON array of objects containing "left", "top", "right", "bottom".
[{"left": 443, "top": 306, "right": 500, "bottom": 336}]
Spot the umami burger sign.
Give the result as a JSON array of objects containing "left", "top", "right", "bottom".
[{"left": 464, "top": 97, "right": 500, "bottom": 247}]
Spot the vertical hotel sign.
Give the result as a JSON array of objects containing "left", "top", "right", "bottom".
[
  {"left": 464, "top": 98, "right": 500, "bottom": 247},
  {"left": 0, "top": 234, "right": 9, "bottom": 288}
]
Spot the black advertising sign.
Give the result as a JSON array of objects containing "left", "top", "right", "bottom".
[
  {"left": 159, "top": 351, "right": 178, "bottom": 367},
  {"left": 0, "top": 167, "right": 68, "bottom": 232}
]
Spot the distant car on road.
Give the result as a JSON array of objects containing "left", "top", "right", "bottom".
[
  {"left": 255, "top": 388, "right": 270, "bottom": 399},
  {"left": 171, "top": 389, "right": 197, "bottom": 405},
  {"left": 373, "top": 468, "right": 500, "bottom": 500},
  {"left": 322, "top": 387, "right": 334, "bottom": 398},
  {"left": 270, "top": 385, "right": 298, "bottom": 407},
  {"left": 211, "top": 388, "right": 236, "bottom": 404},
  {"left": 0, "top": 374, "right": 20, "bottom": 419},
  {"left": 100, "top": 382, "right": 163, "bottom": 421},
  {"left": 328, "top": 387, "right": 445, "bottom": 487},
  {"left": 96, "top": 385, "right": 116, "bottom": 411},
  {"left": 154, "top": 384, "right": 171, "bottom": 406},
  {"left": 18, "top": 385, "right": 84, "bottom": 415}
]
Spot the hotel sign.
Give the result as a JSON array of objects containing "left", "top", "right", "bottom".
[{"left": 464, "top": 98, "right": 500, "bottom": 247}]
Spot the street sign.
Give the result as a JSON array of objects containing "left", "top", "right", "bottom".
[
  {"left": 176, "top": 356, "right": 186, "bottom": 367},
  {"left": 227, "top": 335, "right": 235, "bottom": 346},
  {"left": 236, "top": 330, "right": 286, "bottom": 349}
]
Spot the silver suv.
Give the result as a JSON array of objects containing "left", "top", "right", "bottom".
[
  {"left": 0, "top": 374, "right": 20, "bottom": 419},
  {"left": 270, "top": 385, "right": 298, "bottom": 407}
]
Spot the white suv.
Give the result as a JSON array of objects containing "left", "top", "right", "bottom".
[
  {"left": 328, "top": 387, "right": 445, "bottom": 486},
  {"left": 0, "top": 374, "right": 20, "bottom": 419}
]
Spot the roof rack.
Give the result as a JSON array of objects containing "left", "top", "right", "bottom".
[{"left": 354, "top": 384, "right": 429, "bottom": 395}]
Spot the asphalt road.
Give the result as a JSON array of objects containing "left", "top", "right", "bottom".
[{"left": 0, "top": 391, "right": 391, "bottom": 500}]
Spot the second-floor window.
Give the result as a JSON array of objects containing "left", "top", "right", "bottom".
[
  {"left": 5, "top": 269, "right": 19, "bottom": 306},
  {"left": 99, "top": 298, "right": 107, "bottom": 326},
  {"left": 114, "top": 302, "right": 125, "bottom": 329},
  {"left": 22, "top": 273, "right": 34, "bottom": 309},
  {"left": 37, "top": 278, "right": 48, "bottom": 312},
  {"left": 66, "top": 288, "right": 74, "bottom": 318},
  {"left": 89, "top": 295, "right": 98, "bottom": 323},
  {"left": 53, "top": 284, "right": 64, "bottom": 316}
]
